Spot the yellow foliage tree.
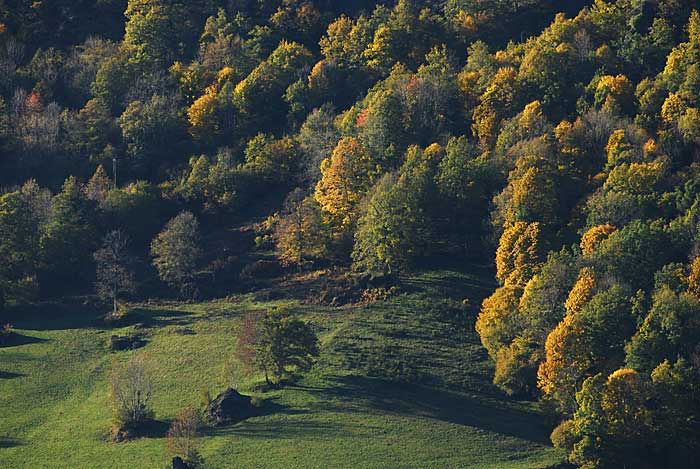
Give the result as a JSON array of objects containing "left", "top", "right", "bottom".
[
  {"left": 537, "top": 313, "right": 591, "bottom": 413},
  {"left": 687, "top": 257, "right": 700, "bottom": 297},
  {"left": 580, "top": 224, "right": 617, "bottom": 256},
  {"left": 472, "top": 67, "right": 520, "bottom": 147},
  {"left": 661, "top": 92, "right": 686, "bottom": 125},
  {"left": 475, "top": 285, "right": 523, "bottom": 360},
  {"left": 495, "top": 221, "right": 545, "bottom": 286},
  {"left": 314, "top": 137, "right": 381, "bottom": 231},
  {"left": 603, "top": 160, "right": 666, "bottom": 195},
  {"left": 564, "top": 268, "right": 596, "bottom": 315},
  {"left": 600, "top": 368, "right": 651, "bottom": 440},
  {"left": 595, "top": 74, "right": 634, "bottom": 114}
]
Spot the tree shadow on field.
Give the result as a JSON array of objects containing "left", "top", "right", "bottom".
[
  {"left": 117, "top": 308, "right": 197, "bottom": 328},
  {"left": 205, "top": 419, "right": 373, "bottom": 440},
  {"left": 0, "top": 332, "right": 47, "bottom": 348},
  {"left": 256, "top": 397, "right": 312, "bottom": 418},
  {"left": 129, "top": 419, "right": 172, "bottom": 439},
  {"left": 0, "top": 370, "right": 25, "bottom": 379},
  {"left": 6, "top": 301, "right": 105, "bottom": 331},
  {"left": 0, "top": 436, "right": 22, "bottom": 448},
  {"left": 292, "top": 375, "right": 552, "bottom": 445}
]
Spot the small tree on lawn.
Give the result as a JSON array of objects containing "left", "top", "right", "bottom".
[
  {"left": 94, "top": 230, "right": 137, "bottom": 317},
  {"left": 150, "top": 211, "right": 202, "bottom": 297},
  {"left": 235, "top": 309, "right": 320, "bottom": 385},
  {"left": 109, "top": 354, "right": 154, "bottom": 432},
  {"left": 167, "top": 405, "right": 204, "bottom": 468}
]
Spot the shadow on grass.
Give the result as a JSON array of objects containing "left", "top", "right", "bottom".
[
  {"left": 205, "top": 419, "right": 374, "bottom": 440},
  {"left": 0, "top": 371, "right": 25, "bottom": 379},
  {"left": 129, "top": 419, "right": 172, "bottom": 439},
  {"left": 401, "top": 269, "right": 496, "bottom": 303},
  {"left": 121, "top": 308, "right": 197, "bottom": 328},
  {"left": 6, "top": 302, "right": 105, "bottom": 331},
  {"left": 0, "top": 436, "right": 22, "bottom": 448},
  {"left": 256, "top": 396, "right": 312, "bottom": 418},
  {"left": 0, "top": 332, "right": 48, "bottom": 348},
  {"left": 291, "top": 375, "right": 552, "bottom": 445}
]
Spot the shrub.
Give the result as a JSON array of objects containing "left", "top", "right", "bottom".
[
  {"left": 240, "top": 260, "right": 283, "bottom": 280},
  {"left": 166, "top": 406, "right": 204, "bottom": 468},
  {"left": 108, "top": 354, "right": 154, "bottom": 434}
]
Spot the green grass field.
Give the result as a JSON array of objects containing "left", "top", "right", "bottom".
[{"left": 0, "top": 268, "right": 565, "bottom": 469}]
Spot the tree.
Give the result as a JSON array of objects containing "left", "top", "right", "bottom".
[
  {"left": 85, "top": 164, "right": 112, "bottom": 203},
  {"left": 150, "top": 211, "right": 202, "bottom": 297},
  {"left": 275, "top": 189, "right": 326, "bottom": 268},
  {"left": 493, "top": 249, "right": 578, "bottom": 395},
  {"left": 495, "top": 221, "right": 545, "bottom": 286},
  {"left": 233, "top": 40, "right": 314, "bottom": 132},
  {"left": 166, "top": 406, "right": 204, "bottom": 468},
  {"left": 109, "top": 354, "right": 154, "bottom": 432},
  {"left": 315, "top": 136, "right": 381, "bottom": 233},
  {"left": 580, "top": 224, "right": 617, "bottom": 256},
  {"left": 94, "top": 230, "right": 137, "bottom": 317},
  {"left": 123, "top": 0, "right": 212, "bottom": 67},
  {"left": 593, "top": 219, "right": 676, "bottom": 289},
  {"left": 538, "top": 313, "right": 592, "bottom": 414},
  {"left": 649, "top": 358, "right": 700, "bottom": 461},
  {"left": 539, "top": 284, "right": 635, "bottom": 414},
  {"left": 298, "top": 104, "right": 341, "bottom": 185},
  {"left": 352, "top": 146, "right": 436, "bottom": 273},
  {"left": 476, "top": 284, "right": 523, "bottom": 364},
  {"left": 235, "top": 309, "right": 319, "bottom": 385},
  {"left": 243, "top": 133, "right": 300, "bottom": 185},
  {"left": 118, "top": 94, "right": 187, "bottom": 176},
  {"left": 568, "top": 368, "right": 654, "bottom": 469},
  {"left": 39, "top": 176, "right": 98, "bottom": 293},
  {"left": 625, "top": 287, "right": 700, "bottom": 373},
  {"left": 0, "top": 190, "right": 40, "bottom": 305}
]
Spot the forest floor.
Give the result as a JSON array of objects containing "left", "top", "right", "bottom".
[{"left": 0, "top": 267, "right": 565, "bottom": 469}]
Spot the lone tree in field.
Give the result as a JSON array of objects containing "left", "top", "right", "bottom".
[
  {"left": 150, "top": 211, "right": 202, "bottom": 297},
  {"left": 94, "top": 230, "right": 136, "bottom": 316},
  {"left": 109, "top": 354, "right": 154, "bottom": 432},
  {"left": 166, "top": 406, "right": 204, "bottom": 468},
  {"left": 235, "top": 309, "right": 319, "bottom": 385}
]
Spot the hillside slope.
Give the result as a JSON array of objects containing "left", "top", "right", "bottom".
[{"left": 0, "top": 268, "right": 564, "bottom": 469}]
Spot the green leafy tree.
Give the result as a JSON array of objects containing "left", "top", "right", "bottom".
[
  {"left": 124, "top": 0, "right": 213, "bottom": 67},
  {"left": 626, "top": 287, "right": 700, "bottom": 372},
  {"left": 352, "top": 145, "right": 436, "bottom": 273},
  {"left": 118, "top": 94, "right": 187, "bottom": 176},
  {"left": 235, "top": 309, "right": 319, "bottom": 385},
  {"left": 150, "top": 211, "right": 202, "bottom": 297},
  {"left": 39, "top": 176, "right": 98, "bottom": 293},
  {"left": 0, "top": 190, "right": 41, "bottom": 305}
]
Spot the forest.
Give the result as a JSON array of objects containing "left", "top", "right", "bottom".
[{"left": 1, "top": 0, "right": 700, "bottom": 468}]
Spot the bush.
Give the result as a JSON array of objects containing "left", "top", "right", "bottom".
[
  {"left": 550, "top": 419, "right": 576, "bottom": 450},
  {"left": 240, "top": 260, "right": 284, "bottom": 280},
  {"left": 166, "top": 406, "right": 204, "bottom": 468},
  {"left": 108, "top": 354, "right": 154, "bottom": 436}
]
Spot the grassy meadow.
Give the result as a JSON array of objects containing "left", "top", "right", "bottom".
[{"left": 0, "top": 268, "right": 565, "bottom": 469}]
